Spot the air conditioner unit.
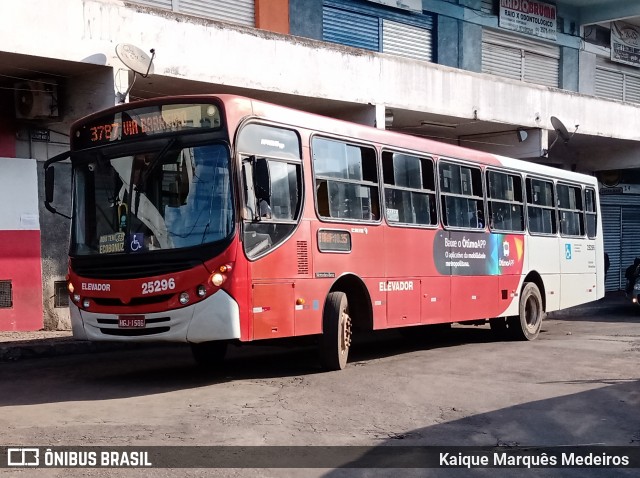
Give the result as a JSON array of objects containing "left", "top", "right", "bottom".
[{"left": 14, "top": 80, "right": 59, "bottom": 119}]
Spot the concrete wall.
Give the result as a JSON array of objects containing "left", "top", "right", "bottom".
[
  {"left": 1, "top": 0, "right": 638, "bottom": 141},
  {"left": 0, "top": 158, "right": 43, "bottom": 331}
]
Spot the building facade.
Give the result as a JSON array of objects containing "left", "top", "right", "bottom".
[{"left": 0, "top": 0, "right": 639, "bottom": 330}]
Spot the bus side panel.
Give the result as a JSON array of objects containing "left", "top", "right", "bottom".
[
  {"left": 248, "top": 222, "right": 313, "bottom": 340},
  {"left": 385, "top": 278, "right": 422, "bottom": 327},
  {"left": 384, "top": 227, "right": 441, "bottom": 326},
  {"left": 527, "top": 235, "right": 561, "bottom": 312},
  {"left": 421, "top": 276, "right": 451, "bottom": 324},
  {"left": 450, "top": 275, "right": 499, "bottom": 322},
  {"left": 252, "top": 282, "right": 295, "bottom": 339},
  {"left": 559, "top": 237, "right": 598, "bottom": 309}
]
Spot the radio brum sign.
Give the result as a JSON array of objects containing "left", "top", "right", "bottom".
[{"left": 499, "top": 0, "right": 557, "bottom": 41}]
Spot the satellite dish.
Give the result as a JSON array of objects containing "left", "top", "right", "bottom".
[
  {"left": 545, "top": 116, "right": 579, "bottom": 155},
  {"left": 116, "top": 44, "right": 155, "bottom": 76},
  {"left": 550, "top": 116, "right": 571, "bottom": 143},
  {"left": 115, "top": 44, "right": 156, "bottom": 103}
]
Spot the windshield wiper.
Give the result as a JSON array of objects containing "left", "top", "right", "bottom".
[{"left": 133, "top": 138, "right": 177, "bottom": 215}]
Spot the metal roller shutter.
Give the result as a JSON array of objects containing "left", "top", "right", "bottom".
[
  {"left": 481, "top": 0, "right": 495, "bottom": 15},
  {"left": 524, "top": 51, "right": 559, "bottom": 88},
  {"left": 482, "top": 42, "right": 522, "bottom": 81},
  {"left": 595, "top": 68, "right": 624, "bottom": 101},
  {"left": 601, "top": 205, "right": 622, "bottom": 290},
  {"left": 128, "top": 0, "right": 173, "bottom": 10},
  {"left": 601, "top": 194, "right": 640, "bottom": 291},
  {"left": 595, "top": 57, "right": 640, "bottom": 104},
  {"left": 621, "top": 207, "right": 640, "bottom": 290},
  {"left": 482, "top": 29, "right": 559, "bottom": 87},
  {"left": 627, "top": 75, "right": 640, "bottom": 103},
  {"left": 382, "top": 19, "right": 432, "bottom": 61},
  {"left": 180, "top": 0, "right": 254, "bottom": 26},
  {"left": 323, "top": 6, "right": 379, "bottom": 51}
]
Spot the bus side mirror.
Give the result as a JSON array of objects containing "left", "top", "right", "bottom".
[
  {"left": 43, "top": 150, "right": 71, "bottom": 219},
  {"left": 45, "top": 166, "right": 55, "bottom": 204}
]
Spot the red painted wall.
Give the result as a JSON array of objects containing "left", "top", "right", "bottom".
[
  {"left": 255, "top": 0, "right": 289, "bottom": 34},
  {"left": 0, "top": 230, "right": 43, "bottom": 330},
  {"left": 0, "top": 121, "right": 16, "bottom": 157}
]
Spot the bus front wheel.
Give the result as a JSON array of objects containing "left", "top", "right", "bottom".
[
  {"left": 509, "top": 282, "right": 544, "bottom": 341},
  {"left": 190, "top": 341, "right": 228, "bottom": 368},
  {"left": 319, "top": 291, "right": 351, "bottom": 371}
]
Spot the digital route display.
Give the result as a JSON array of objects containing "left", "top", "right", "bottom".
[{"left": 72, "top": 103, "right": 222, "bottom": 149}]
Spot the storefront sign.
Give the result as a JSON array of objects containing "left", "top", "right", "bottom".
[
  {"left": 499, "top": 0, "right": 557, "bottom": 41},
  {"left": 611, "top": 21, "right": 640, "bottom": 68}
]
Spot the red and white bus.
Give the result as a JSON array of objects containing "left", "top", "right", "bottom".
[{"left": 44, "top": 95, "right": 604, "bottom": 370}]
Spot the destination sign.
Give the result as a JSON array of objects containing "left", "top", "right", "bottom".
[
  {"left": 72, "top": 103, "right": 222, "bottom": 149},
  {"left": 317, "top": 229, "right": 351, "bottom": 253}
]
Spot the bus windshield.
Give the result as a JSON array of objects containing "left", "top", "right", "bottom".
[{"left": 71, "top": 142, "right": 234, "bottom": 256}]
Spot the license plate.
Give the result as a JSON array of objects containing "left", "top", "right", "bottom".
[{"left": 118, "top": 315, "right": 145, "bottom": 328}]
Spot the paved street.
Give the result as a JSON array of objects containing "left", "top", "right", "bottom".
[{"left": 0, "top": 293, "right": 638, "bottom": 477}]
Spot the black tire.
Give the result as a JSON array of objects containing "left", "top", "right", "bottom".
[
  {"left": 319, "top": 291, "right": 351, "bottom": 371},
  {"left": 509, "top": 282, "right": 544, "bottom": 341},
  {"left": 190, "top": 341, "right": 228, "bottom": 368}
]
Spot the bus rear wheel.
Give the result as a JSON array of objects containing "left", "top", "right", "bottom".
[
  {"left": 190, "top": 341, "right": 228, "bottom": 368},
  {"left": 509, "top": 282, "right": 544, "bottom": 341},
  {"left": 319, "top": 291, "right": 351, "bottom": 371}
]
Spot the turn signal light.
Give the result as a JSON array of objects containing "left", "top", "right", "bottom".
[{"left": 68, "top": 282, "right": 75, "bottom": 294}]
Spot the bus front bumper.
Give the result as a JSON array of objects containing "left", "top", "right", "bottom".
[{"left": 70, "top": 289, "right": 241, "bottom": 343}]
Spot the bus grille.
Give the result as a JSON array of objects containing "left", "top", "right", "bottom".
[
  {"left": 297, "top": 241, "right": 309, "bottom": 275},
  {"left": 99, "top": 327, "right": 170, "bottom": 337}
]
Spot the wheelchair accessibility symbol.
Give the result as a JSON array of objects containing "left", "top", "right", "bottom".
[
  {"left": 128, "top": 233, "right": 145, "bottom": 253},
  {"left": 565, "top": 243, "right": 572, "bottom": 260}
]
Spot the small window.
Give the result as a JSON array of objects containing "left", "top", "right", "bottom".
[
  {"left": 382, "top": 152, "right": 437, "bottom": 226},
  {"left": 439, "top": 161, "right": 484, "bottom": 229},
  {"left": 557, "top": 183, "right": 584, "bottom": 236},
  {"left": 487, "top": 170, "right": 524, "bottom": 232},
  {"left": 526, "top": 178, "right": 557, "bottom": 235},
  {"left": 54, "top": 281, "right": 69, "bottom": 308},
  {"left": 584, "top": 188, "right": 598, "bottom": 239},
  {"left": 313, "top": 138, "right": 379, "bottom": 222}
]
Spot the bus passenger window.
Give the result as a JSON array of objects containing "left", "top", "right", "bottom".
[
  {"left": 487, "top": 170, "right": 524, "bottom": 232},
  {"left": 527, "top": 178, "right": 557, "bottom": 235},
  {"left": 439, "top": 161, "right": 484, "bottom": 230},
  {"left": 584, "top": 188, "right": 597, "bottom": 238},
  {"left": 382, "top": 152, "right": 436, "bottom": 226},
  {"left": 312, "top": 137, "right": 379, "bottom": 222},
  {"left": 557, "top": 183, "right": 584, "bottom": 236}
]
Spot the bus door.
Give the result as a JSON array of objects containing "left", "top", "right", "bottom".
[{"left": 237, "top": 123, "right": 305, "bottom": 340}]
